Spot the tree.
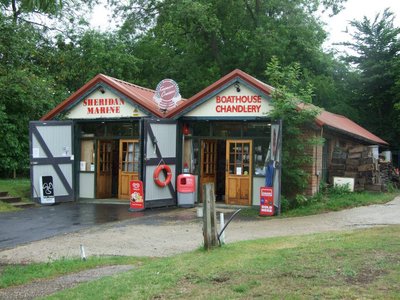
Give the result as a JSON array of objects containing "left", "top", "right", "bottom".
[
  {"left": 309, "top": 54, "right": 360, "bottom": 121},
  {"left": 1, "top": 0, "right": 99, "bottom": 39},
  {"left": 44, "top": 30, "right": 141, "bottom": 93},
  {"left": 1, "top": 0, "right": 62, "bottom": 23},
  {"left": 342, "top": 9, "right": 400, "bottom": 148},
  {"left": 111, "top": 0, "right": 348, "bottom": 97},
  {"left": 0, "top": 14, "right": 62, "bottom": 176},
  {"left": 266, "top": 57, "right": 321, "bottom": 201}
]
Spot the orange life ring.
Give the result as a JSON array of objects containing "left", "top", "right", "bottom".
[{"left": 153, "top": 164, "right": 172, "bottom": 187}]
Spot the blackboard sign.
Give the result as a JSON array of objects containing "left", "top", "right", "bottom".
[{"left": 40, "top": 176, "right": 55, "bottom": 204}]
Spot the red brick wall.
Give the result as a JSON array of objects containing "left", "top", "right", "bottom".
[{"left": 301, "top": 128, "right": 323, "bottom": 196}]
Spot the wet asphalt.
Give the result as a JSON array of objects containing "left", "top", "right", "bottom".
[{"left": 0, "top": 202, "right": 186, "bottom": 250}]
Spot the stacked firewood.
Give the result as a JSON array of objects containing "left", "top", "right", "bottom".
[
  {"left": 329, "top": 145, "right": 389, "bottom": 192},
  {"left": 379, "top": 161, "right": 391, "bottom": 187},
  {"left": 329, "top": 147, "right": 347, "bottom": 180}
]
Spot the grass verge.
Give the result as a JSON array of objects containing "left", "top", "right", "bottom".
[
  {"left": 239, "top": 191, "right": 399, "bottom": 218},
  {"left": 0, "top": 178, "right": 31, "bottom": 212},
  {"left": 3, "top": 225, "right": 398, "bottom": 299},
  {"left": 0, "top": 256, "right": 149, "bottom": 289},
  {"left": 282, "top": 190, "right": 399, "bottom": 217},
  {"left": 0, "top": 178, "right": 31, "bottom": 201}
]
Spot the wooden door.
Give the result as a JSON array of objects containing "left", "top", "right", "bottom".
[
  {"left": 96, "top": 140, "right": 113, "bottom": 198},
  {"left": 118, "top": 139, "right": 140, "bottom": 199},
  {"left": 225, "top": 140, "right": 252, "bottom": 205},
  {"left": 200, "top": 140, "right": 217, "bottom": 201}
]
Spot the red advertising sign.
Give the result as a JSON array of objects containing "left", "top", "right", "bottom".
[
  {"left": 129, "top": 180, "right": 144, "bottom": 211},
  {"left": 260, "top": 187, "right": 274, "bottom": 216}
]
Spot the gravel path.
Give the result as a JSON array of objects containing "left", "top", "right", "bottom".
[
  {"left": 0, "top": 197, "right": 399, "bottom": 299},
  {"left": 1, "top": 197, "right": 399, "bottom": 264}
]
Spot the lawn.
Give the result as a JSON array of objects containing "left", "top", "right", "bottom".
[
  {"left": 0, "top": 178, "right": 31, "bottom": 201},
  {"left": 2, "top": 225, "right": 399, "bottom": 299},
  {"left": 0, "top": 178, "right": 31, "bottom": 212}
]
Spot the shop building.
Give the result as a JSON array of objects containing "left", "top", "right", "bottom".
[{"left": 30, "top": 69, "right": 386, "bottom": 208}]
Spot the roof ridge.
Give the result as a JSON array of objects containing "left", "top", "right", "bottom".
[
  {"left": 323, "top": 110, "right": 348, "bottom": 119},
  {"left": 103, "top": 74, "right": 156, "bottom": 93}
]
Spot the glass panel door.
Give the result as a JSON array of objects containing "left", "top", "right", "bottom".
[
  {"left": 119, "top": 139, "right": 140, "bottom": 199},
  {"left": 226, "top": 140, "right": 252, "bottom": 205}
]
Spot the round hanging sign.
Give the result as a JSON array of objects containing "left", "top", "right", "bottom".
[{"left": 153, "top": 79, "right": 181, "bottom": 111}]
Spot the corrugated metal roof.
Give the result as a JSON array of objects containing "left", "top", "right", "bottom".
[
  {"left": 40, "top": 70, "right": 388, "bottom": 146},
  {"left": 165, "top": 69, "right": 274, "bottom": 118},
  {"left": 316, "top": 109, "right": 388, "bottom": 145},
  {"left": 102, "top": 74, "right": 163, "bottom": 115},
  {"left": 41, "top": 74, "right": 185, "bottom": 120}
]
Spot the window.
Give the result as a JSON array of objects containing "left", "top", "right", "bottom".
[
  {"left": 254, "top": 139, "right": 269, "bottom": 176},
  {"left": 190, "top": 121, "right": 210, "bottom": 136},
  {"left": 80, "top": 140, "right": 95, "bottom": 172},
  {"left": 79, "top": 122, "right": 139, "bottom": 138},
  {"left": 213, "top": 123, "right": 241, "bottom": 137},
  {"left": 107, "top": 122, "right": 139, "bottom": 137},
  {"left": 243, "top": 122, "right": 270, "bottom": 137},
  {"left": 228, "top": 141, "right": 251, "bottom": 175},
  {"left": 80, "top": 123, "right": 105, "bottom": 137}
]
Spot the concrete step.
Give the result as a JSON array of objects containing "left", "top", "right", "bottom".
[
  {"left": 0, "top": 196, "right": 21, "bottom": 203},
  {"left": 11, "top": 202, "right": 36, "bottom": 209}
]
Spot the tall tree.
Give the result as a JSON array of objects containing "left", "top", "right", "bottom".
[
  {"left": 1, "top": 0, "right": 98, "bottom": 38},
  {"left": 46, "top": 30, "right": 141, "bottom": 92},
  {"left": 0, "top": 14, "right": 62, "bottom": 176},
  {"left": 111, "top": 0, "right": 347, "bottom": 96},
  {"left": 1, "top": 0, "right": 62, "bottom": 23},
  {"left": 342, "top": 9, "right": 400, "bottom": 148},
  {"left": 266, "top": 57, "right": 320, "bottom": 201}
]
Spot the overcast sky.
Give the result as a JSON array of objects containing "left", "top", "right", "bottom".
[
  {"left": 321, "top": 0, "right": 400, "bottom": 51},
  {"left": 90, "top": 0, "right": 400, "bottom": 53}
]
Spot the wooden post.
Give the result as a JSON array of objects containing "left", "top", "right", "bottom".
[{"left": 202, "top": 183, "right": 218, "bottom": 250}]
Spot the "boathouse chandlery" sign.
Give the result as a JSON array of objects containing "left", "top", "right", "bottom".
[{"left": 215, "top": 95, "right": 262, "bottom": 113}]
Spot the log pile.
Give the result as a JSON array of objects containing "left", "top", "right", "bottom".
[{"left": 329, "top": 145, "right": 390, "bottom": 192}]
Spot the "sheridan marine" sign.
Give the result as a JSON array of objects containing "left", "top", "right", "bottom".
[{"left": 83, "top": 98, "right": 125, "bottom": 114}]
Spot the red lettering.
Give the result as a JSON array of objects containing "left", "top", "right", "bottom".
[{"left": 215, "top": 104, "right": 262, "bottom": 113}]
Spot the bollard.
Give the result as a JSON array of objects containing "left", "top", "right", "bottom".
[
  {"left": 219, "top": 212, "right": 225, "bottom": 244},
  {"left": 80, "top": 244, "right": 87, "bottom": 261}
]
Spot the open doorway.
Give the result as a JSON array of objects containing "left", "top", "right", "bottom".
[
  {"left": 200, "top": 139, "right": 227, "bottom": 202},
  {"left": 215, "top": 140, "right": 226, "bottom": 201},
  {"left": 96, "top": 139, "right": 139, "bottom": 199},
  {"left": 199, "top": 138, "right": 253, "bottom": 205}
]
